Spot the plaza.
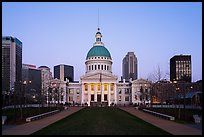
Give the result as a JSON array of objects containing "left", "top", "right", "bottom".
[{"left": 2, "top": 107, "right": 202, "bottom": 135}]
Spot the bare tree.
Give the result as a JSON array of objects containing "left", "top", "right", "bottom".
[
  {"left": 148, "top": 65, "right": 167, "bottom": 108},
  {"left": 148, "top": 65, "right": 167, "bottom": 83}
]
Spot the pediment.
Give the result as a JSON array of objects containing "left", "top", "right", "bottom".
[{"left": 81, "top": 72, "right": 117, "bottom": 81}]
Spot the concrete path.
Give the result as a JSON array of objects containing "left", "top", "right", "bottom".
[
  {"left": 119, "top": 107, "right": 202, "bottom": 135},
  {"left": 2, "top": 107, "right": 84, "bottom": 135}
]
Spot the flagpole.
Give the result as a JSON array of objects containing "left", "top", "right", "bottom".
[{"left": 100, "top": 71, "right": 102, "bottom": 107}]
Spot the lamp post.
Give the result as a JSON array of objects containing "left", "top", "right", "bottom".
[
  {"left": 23, "top": 81, "right": 27, "bottom": 108},
  {"left": 176, "top": 86, "right": 181, "bottom": 120}
]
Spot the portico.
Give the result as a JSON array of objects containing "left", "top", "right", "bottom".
[{"left": 81, "top": 73, "right": 117, "bottom": 106}]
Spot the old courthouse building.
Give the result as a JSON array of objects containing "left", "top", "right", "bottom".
[{"left": 49, "top": 28, "right": 151, "bottom": 106}]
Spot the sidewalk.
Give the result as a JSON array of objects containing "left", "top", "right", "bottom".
[
  {"left": 2, "top": 107, "right": 84, "bottom": 135},
  {"left": 119, "top": 107, "right": 202, "bottom": 135}
]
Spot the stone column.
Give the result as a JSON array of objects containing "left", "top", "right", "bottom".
[
  {"left": 108, "top": 83, "right": 111, "bottom": 106},
  {"left": 81, "top": 84, "right": 84, "bottom": 105},
  {"left": 101, "top": 83, "right": 104, "bottom": 102},
  {"left": 88, "top": 83, "right": 91, "bottom": 106},
  {"left": 94, "top": 83, "right": 97, "bottom": 102},
  {"left": 114, "top": 83, "right": 117, "bottom": 105}
]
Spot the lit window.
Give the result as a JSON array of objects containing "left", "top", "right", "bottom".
[
  {"left": 98, "top": 84, "right": 101, "bottom": 91},
  {"left": 91, "top": 84, "right": 94, "bottom": 91},
  {"left": 104, "top": 84, "right": 108, "bottom": 91}
]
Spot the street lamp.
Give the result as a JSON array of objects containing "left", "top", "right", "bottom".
[
  {"left": 23, "top": 81, "right": 27, "bottom": 108},
  {"left": 23, "top": 80, "right": 32, "bottom": 107}
]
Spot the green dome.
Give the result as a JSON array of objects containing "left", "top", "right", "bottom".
[{"left": 86, "top": 45, "right": 111, "bottom": 59}]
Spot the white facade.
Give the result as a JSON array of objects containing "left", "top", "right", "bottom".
[
  {"left": 48, "top": 78, "right": 67, "bottom": 104},
  {"left": 54, "top": 28, "right": 152, "bottom": 107},
  {"left": 117, "top": 80, "right": 132, "bottom": 106},
  {"left": 131, "top": 79, "right": 151, "bottom": 105}
]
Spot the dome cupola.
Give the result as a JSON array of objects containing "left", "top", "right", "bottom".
[
  {"left": 85, "top": 28, "right": 113, "bottom": 74},
  {"left": 86, "top": 28, "right": 111, "bottom": 59}
]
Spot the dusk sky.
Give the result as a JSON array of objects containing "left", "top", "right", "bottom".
[{"left": 2, "top": 2, "right": 202, "bottom": 82}]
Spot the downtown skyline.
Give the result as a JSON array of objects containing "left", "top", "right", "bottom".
[{"left": 2, "top": 2, "right": 202, "bottom": 82}]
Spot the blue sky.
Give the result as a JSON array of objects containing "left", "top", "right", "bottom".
[{"left": 2, "top": 2, "right": 202, "bottom": 82}]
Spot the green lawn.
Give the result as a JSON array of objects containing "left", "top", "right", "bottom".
[{"left": 32, "top": 107, "right": 171, "bottom": 135}]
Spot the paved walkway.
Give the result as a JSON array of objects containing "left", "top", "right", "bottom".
[
  {"left": 119, "top": 107, "right": 202, "bottom": 135},
  {"left": 2, "top": 107, "right": 84, "bottom": 135}
]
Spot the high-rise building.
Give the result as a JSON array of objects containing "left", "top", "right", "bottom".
[
  {"left": 170, "top": 55, "right": 191, "bottom": 83},
  {"left": 2, "top": 36, "right": 22, "bottom": 94},
  {"left": 54, "top": 64, "right": 74, "bottom": 82},
  {"left": 22, "top": 64, "right": 42, "bottom": 103},
  {"left": 122, "top": 52, "right": 138, "bottom": 81}
]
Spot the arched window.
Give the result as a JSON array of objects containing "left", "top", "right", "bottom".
[{"left": 101, "top": 65, "right": 103, "bottom": 70}]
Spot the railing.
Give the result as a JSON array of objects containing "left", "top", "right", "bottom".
[
  {"left": 26, "top": 109, "right": 59, "bottom": 122},
  {"left": 142, "top": 109, "right": 175, "bottom": 120}
]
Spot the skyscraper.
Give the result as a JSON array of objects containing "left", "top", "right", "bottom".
[
  {"left": 170, "top": 55, "right": 191, "bottom": 83},
  {"left": 54, "top": 64, "right": 74, "bottom": 82},
  {"left": 2, "top": 36, "right": 22, "bottom": 94},
  {"left": 122, "top": 52, "right": 138, "bottom": 81}
]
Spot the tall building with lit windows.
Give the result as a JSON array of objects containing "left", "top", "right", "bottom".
[
  {"left": 2, "top": 36, "right": 22, "bottom": 94},
  {"left": 170, "top": 55, "right": 191, "bottom": 83}
]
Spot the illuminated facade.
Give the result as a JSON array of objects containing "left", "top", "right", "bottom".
[{"left": 61, "top": 28, "right": 151, "bottom": 106}]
